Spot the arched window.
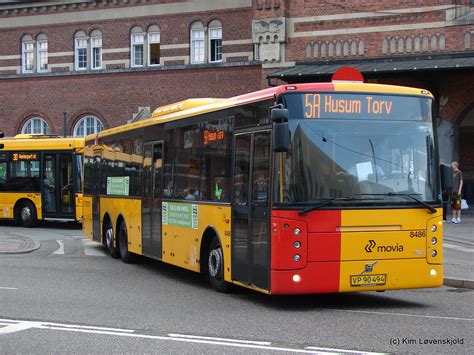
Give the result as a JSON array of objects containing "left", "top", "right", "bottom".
[
  {"left": 382, "top": 38, "right": 388, "bottom": 54},
  {"left": 75, "top": 30, "right": 88, "bottom": 70},
  {"left": 36, "top": 33, "right": 48, "bottom": 73},
  {"left": 73, "top": 116, "right": 104, "bottom": 137},
  {"left": 306, "top": 44, "right": 312, "bottom": 59},
  {"left": 313, "top": 42, "right": 319, "bottom": 58},
  {"left": 439, "top": 35, "right": 446, "bottom": 50},
  {"left": 21, "top": 117, "right": 50, "bottom": 135},
  {"left": 148, "top": 25, "right": 161, "bottom": 66},
  {"left": 398, "top": 38, "right": 404, "bottom": 53},
  {"left": 190, "top": 22, "right": 205, "bottom": 64},
  {"left": 464, "top": 32, "right": 471, "bottom": 50},
  {"left": 431, "top": 35, "right": 437, "bottom": 51},
  {"left": 21, "top": 35, "right": 34, "bottom": 73},
  {"left": 320, "top": 42, "right": 327, "bottom": 58},
  {"left": 343, "top": 41, "right": 349, "bottom": 56},
  {"left": 131, "top": 26, "right": 145, "bottom": 67},
  {"left": 422, "top": 36, "right": 429, "bottom": 52},
  {"left": 406, "top": 37, "right": 413, "bottom": 53},
  {"left": 328, "top": 42, "right": 334, "bottom": 57},
  {"left": 335, "top": 41, "right": 342, "bottom": 57},
  {"left": 90, "top": 29, "right": 102, "bottom": 70},
  {"left": 358, "top": 41, "right": 365, "bottom": 56},
  {"left": 208, "top": 20, "right": 222, "bottom": 63}
]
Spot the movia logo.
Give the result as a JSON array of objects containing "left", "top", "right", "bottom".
[
  {"left": 365, "top": 240, "right": 404, "bottom": 253},
  {"left": 365, "top": 240, "right": 376, "bottom": 253}
]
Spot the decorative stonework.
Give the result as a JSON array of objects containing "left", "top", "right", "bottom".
[
  {"left": 382, "top": 34, "right": 446, "bottom": 55},
  {"left": 306, "top": 39, "right": 364, "bottom": 60},
  {"left": 252, "top": 17, "right": 286, "bottom": 62}
]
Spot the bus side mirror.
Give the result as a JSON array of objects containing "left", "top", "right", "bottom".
[
  {"left": 0, "top": 132, "right": 4, "bottom": 138},
  {"left": 271, "top": 108, "right": 289, "bottom": 153},
  {"left": 440, "top": 164, "right": 452, "bottom": 190}
]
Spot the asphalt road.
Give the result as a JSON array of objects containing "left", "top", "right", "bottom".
[{"left": 0, "top": 222, "right": 473, "bottom": 354}]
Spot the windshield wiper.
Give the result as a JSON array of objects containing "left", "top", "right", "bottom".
[
  {"left": 357, "top": 193, "right": 436, "bottom": 214},
  {"left": 299, "top": 196, "right": 357, "bottom": 216}
]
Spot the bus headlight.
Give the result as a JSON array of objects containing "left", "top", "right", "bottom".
[
  {"left": 293, "top": 241, "right": 301, "bottom": 249},
  {"left": 431, "top": 225, "right": 437, "bottom": 232},
  {"left": 294, "top": 228, "right": 301, "bottom": 235},
  {"left": 293, "top": 254, "right": 301, "bottom": 262},
  {"left": 431, "top": 250, "right": 437, "bottom": 257},
  {"left": 431, "top": 237, "right": 437, "bottom": 245}
]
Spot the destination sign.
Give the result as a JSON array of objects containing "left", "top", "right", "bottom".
[
  {"left": 11, "top": 152, "right": 39, "bottom": 161},
  {"left": 283, "top": 93, "right": 430, "bottom": 121}
]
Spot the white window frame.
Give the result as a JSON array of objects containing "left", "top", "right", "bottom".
[
  {"left": 191, "top": 29, "right": 205, "bottom": 64},
  {"left": 21, "top": 117, "right": 50, "bottom": 135},
  {"left": 91, "top": 36, "right": 102, "bottom": 70},
  {"left": 22, "top": 41, "right": 35, "bottom": 73},
  {"left": 75, "top": 37, "right": 88, "bottom": 71},
  {"left": 73, "top": 116, "right": 104, "bottom": 137},
  {"left": 36, "top": 40, "right": 48, "bottom": 73},
  {"left": 148, "top": 31, "right": 161, "bottom": 67},
  {"left": 131, "top": 33, "right": 145, "bottom": 67},
  {"left": 208, "top": 27, "right": 222, "bottom": 63}
]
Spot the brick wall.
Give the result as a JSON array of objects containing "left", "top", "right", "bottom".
[{"left": 0, "top": 65, "right": 263, "bottom": 136}]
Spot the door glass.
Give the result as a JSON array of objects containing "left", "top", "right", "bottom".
[
  {"left": 252, "top": 132, "right": 271, "bottom": 206},
  {"left": 232, "top": 134, "right": 252, "bottom": 282},
  {"left": 43, "top": 154, "right": 56, "bottom": 213},
  {"left": 59, "top": 154, "right": 73, "bottom": 214}
]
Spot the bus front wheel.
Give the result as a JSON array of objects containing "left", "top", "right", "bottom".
[
  {"left": 118, "top": 220, "right": 135, "bottom": 264},
  {"left": 104, "top": 222, "right": 119, "bottom": 258},
  {"left": 207, "top": 237, "right": 231, "bottom": 293},
  {"left": 17, "top": 201, "right": 38, "bottom": 228}
]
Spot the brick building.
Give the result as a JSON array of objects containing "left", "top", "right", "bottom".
[{"left": 0, "top": 0, "right": 473, "bottom": 204}]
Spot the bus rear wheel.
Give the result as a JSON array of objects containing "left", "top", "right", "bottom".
[
  {"left": 118, "top": 220, "right": 135, "bottom": 264},
  {"left": 207, "top": 237, "right": 231, "bottom": 293},
  {"left": 104, "top": 222, "right": 119, "bottom": 258},
  {"left": 17, "top": 201, "right": 38, "bottom": 228}
]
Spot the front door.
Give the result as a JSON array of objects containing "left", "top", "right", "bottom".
[
  {"left": 231, "top": 130, "right": 272, "bottom": 290},
  {"left": 142, "top": 142, "right": 163, "bottom": 258},
  {"left": 42, "top": 152, "right": 74, "bottom": 219}
]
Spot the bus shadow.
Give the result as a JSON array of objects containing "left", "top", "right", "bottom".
[{"left": 130, "top": 256, "right": 430, "bottom": 311}]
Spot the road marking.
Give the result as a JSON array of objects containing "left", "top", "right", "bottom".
[
  {"left": 306, "top": 346, "right": 380, "bottom": 354},
  {"left": 444, "top": 242, "right": 473, "bottom": 253},
  {"left": 53, "top": 240, "right": 64, "bottom": 255},
  {"left": 0, "top": 321, "right": 37, "bottom": 335},
  {"left": 82, "top": 239, "right": 106, "bottom": 257},
  {"left": 327, "top": 309, "right": 474, "bottom": 322},
  {"left": 0, "top": 318, "right": 376, "bottom": 353},
  {"left": 0, "top": 287, "right": 18, "bottom": 290},
  {"left": 168, "top": 333, "right": 272, "bottom": 345}
]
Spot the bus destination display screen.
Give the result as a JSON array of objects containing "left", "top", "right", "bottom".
[{"left": 283, "top": 93, "right": 431, "bottom": 121}]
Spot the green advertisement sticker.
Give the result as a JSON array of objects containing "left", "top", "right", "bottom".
[
  {"left": 106, "top": 176, "right": 130, "bottom": 196},
  {"left": 162, "top": 202, "right": 198, "bottom": 229}
]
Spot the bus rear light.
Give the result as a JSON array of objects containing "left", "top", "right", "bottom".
[
  {"left": 431, "top": 250, "right": 437, "bottom": 257},
  {"left": 430, "top": 269, "right": 437, "bottom": 277},
  {"left": 431, "top": 237, "right": 437, "bottom": 245},
  {"left": 292, "top": 274, "right": 301, "bottom": 283},
  {"left": 293, "top": 241, "right": 301, "bottom": 249},
  {"left": 293, "top": 254, "right": 301, "bottom": 262}
]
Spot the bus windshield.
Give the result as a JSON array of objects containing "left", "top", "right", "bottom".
[{"left": 275, "top": 93, "right": 438, "bottom": 207}]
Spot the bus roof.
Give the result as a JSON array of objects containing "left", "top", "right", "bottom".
[
  {"left": 0, "top": 135, "right": 84, "bottom": 151},
  {"left": 86, "top": 82, "right": 434, "bottom": 141}
]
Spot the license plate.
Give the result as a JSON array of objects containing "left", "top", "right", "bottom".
[{"left": 350, "top": 274, "right": 387, "bottom": 287}]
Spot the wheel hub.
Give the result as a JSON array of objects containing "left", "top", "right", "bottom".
[
  {"left": 105, "top": 228, "right": 113, "bottom": 247},
  {"left": 21, "top": 207, "right": 31, "bottom": 222},
  {"left": 209, "top": 249, "right": 221, "bottom": 277}
]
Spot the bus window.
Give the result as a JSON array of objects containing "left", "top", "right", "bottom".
[{"left": 8, "top": 155, "right": 41, "bottom": 192}]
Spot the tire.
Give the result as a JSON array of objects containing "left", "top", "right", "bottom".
[
  {"left": 104, "top": 221, "right": 120, "bottom": 258},
  {"left": 207, "top": 236, "right": 231, "bottom": 293},
  {"left": 17, "top": 201, "right": 38, "bottom": 228},
  {"left": 118, "top": 220, "right": 135, "bottom": 264}
]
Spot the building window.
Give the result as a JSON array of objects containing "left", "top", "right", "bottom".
[
  {"left": 75, "top": 31, "right": 88, "bottom": 70},
  {"left": 21, "top": 117, "right": 50, "bottom": 135},
  {"left": 148, "top": 25, "right": 161, "bottom": 66},
  {"left": 131, "top": 33, "right": 144, "bottom": 67},
  {"left": 73, "top": 116, "right": 104, "bottom": 137},
  {"left": 91, "top": 30, "right": 102, "bottom": 70},
  {"left": 22, "top": 41, "right": 34, "bottom": 73},
  {"left": 191, "top": 22, "right": 205, "bottom": 64},
  {"left": 37, "top": 40, "right": 48, "bottom": 72},
  {"left": 208, "top": 25, "right": 222, "bottom": 62}
]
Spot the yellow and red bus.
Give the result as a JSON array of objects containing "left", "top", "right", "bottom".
[
  {"left": 0, "top": 134, "right": 84, "bottom": 227},
  {"left": 82, "top": 75, "right": 447, "bottom": 294}
]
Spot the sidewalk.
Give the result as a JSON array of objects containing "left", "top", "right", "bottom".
[{"left": 443, "top": 214, "right": 474, "bottom": 289}]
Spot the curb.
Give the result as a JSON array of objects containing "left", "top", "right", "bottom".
[
  {"left": 0, "top": 236, "right": 41, "bottom": 254},
  {"left": 444, "top": 277, "right": 474, "bottom": 290}
]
